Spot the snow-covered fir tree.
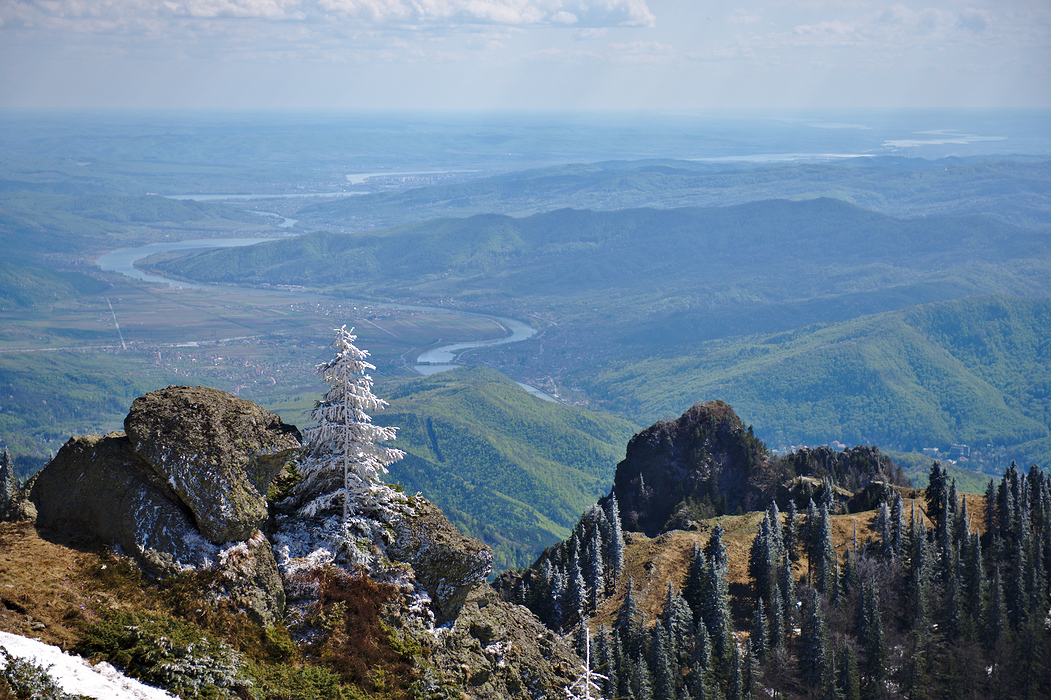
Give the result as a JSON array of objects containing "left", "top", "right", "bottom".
[{"left": 293, "top": 325, "right": 405, "bottom": 520}]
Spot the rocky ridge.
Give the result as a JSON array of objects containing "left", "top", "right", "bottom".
[{"left": 12, "top": 385, "right": 581, "bottom": 700}]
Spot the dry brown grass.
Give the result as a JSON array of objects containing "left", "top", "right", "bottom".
[
  {"left": 0, "top": 521, "right": 113, "bottom": 650},
  {"left": 588, "top": 489, "right": 990, "bottom": 634}
]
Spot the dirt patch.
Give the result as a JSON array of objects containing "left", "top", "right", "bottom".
[{"left": 0, "top": 521, "right": 111, "bottom": 650}]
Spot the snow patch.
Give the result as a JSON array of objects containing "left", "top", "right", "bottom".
[{"left": 0, "top": 631, "right": 177, "bottom": 700}]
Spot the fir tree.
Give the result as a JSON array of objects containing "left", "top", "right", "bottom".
[
  {"left": 617, "top": 579, "right": 644, "bottom": 654},
  {"left": 587, "top": 526, "right": 605, "bottom": 613},
  {"left": 750, "top": 599, "right": 768, "bottom": 662},
  {"left": 662, "top": 582, "right": 694, "bottom": 668},
  {"left": 606, "top": 494, "right": 626, "bottom": 587},
  {"left": 814, "top": 502, "right": 837, "bottom": 599},
  {"left": 837, "top": 640, "right": 861, "bottom": 700},
  {"left": 292, "top": 325, "right": 404, "bottom": 520},
  {"left": 706, "top": 523, "right": 729, "bottom": 571},
  {"left": 651, "top": 625, "right": 677, "bottom": 700},
  {"left": 890, "top": 492, "right": 906, "bottom": 558},
  {"left": 785, "top": 500, "right": 800, "bottom": 561},
  {"left": 798, "top": 587, "right": 833, "bottom": 693},
  {"left": 855, "top": 581, "right": 887, "bottom": 700}
]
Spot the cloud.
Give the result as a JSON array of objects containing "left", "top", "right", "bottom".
[
  {"left": 316, "top": 0, "right": 654, "bottom": 27},
  {"left": 0, "top": 0, "right": 654, "bottom": 31},
  {"left": 163, "top": 0, "right": 304, "bottom": 19},
  {"left": 958, "top": 8, "right": 989, "bottom": 33},
  {"left": 726, "top": 8, "right": 761, "bottom": 24}
]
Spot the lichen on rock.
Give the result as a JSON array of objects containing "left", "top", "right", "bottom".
[{"left": 124, "top": 385, "right": 301, "bottom": 544}]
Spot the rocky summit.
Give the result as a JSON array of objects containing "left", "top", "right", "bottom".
[
  {"left": 603, "top": 400, "right": 768, "bottom": 535},
  {"left": 14, "top": 385, "right": 581, "bottom": 700}
]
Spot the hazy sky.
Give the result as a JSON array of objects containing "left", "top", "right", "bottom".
[{"left": 1, "top": 0, "right": 1048, "bottom": 109}]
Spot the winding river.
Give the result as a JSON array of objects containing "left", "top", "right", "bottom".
[{"left": 95, "top": 238, "right": 547, "bottom": 395}]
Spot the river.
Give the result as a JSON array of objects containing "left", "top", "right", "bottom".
[{"left": 95, "top": 238, "right": 552, "bottom": 398}]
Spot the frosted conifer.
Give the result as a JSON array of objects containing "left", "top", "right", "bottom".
[
  {"left": 564, "top": 627, "right": 609, "bottom": 700},
  {"left": 293, "top": 325, "right": 405, "bottom": 520}
]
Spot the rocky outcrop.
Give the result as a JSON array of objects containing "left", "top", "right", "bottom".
[
  {"left": 403, "top": 585, "right": 581, "bottom": 700},
  {"left": 31, "top": 431, "right": 212, "bottom": 572},
  {"left": 28, "top": 386, "right": 301, "bottom": 626},
  {"left": 389, "top": 497, "right": 494, "bottom": 623},
  {"left": 124, "top": 385, "right": 301, "bottom": 544},
  {"left": 602, "top": 400, "right": 768, "bottom": 536}
]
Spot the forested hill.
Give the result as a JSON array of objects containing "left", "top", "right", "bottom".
[
  {"left": 149, "top": 198, "right": 1049, "bottom": 319},
  {"left": 376, "top": 367, "right": 640, "bottom": 572},
  {"left": 294, "top": 157, "right": 1051, "bottom": 232}
]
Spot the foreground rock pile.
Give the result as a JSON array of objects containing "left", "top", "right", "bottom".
[{"left": 15, "top": 385, "right": 579, "bottom": 700}]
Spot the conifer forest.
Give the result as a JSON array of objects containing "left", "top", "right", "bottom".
[{"left": 499, "top": 463, "right": 1051, "bottom": 699}]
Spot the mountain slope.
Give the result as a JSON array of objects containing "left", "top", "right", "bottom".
[
  {"left": 570, "top": 295, "right": 1051, "bottom": 465},
  {"left": 376, "top": 367, "right": 641, "bottom": 571},
  {"left": 150, "top": 198, "right": 1051, "bottom": 321}
]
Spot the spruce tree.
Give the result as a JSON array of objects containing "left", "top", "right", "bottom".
[
  {"left": 838, "top": 640, "right": 861, "bottom": 700},
  {"left": 606, "top": 494, "right": 626, "bottom": 587},
  {"left": 890, "top": 492, "right": 906, "bottom": 558},
  {"left": 856, "top": 581, "right": 886, "bottom": 700},
  {"left": 750, "top": 598, "right": 768, "bottom": 662},
  {"left": 292, "top": 325, "right": 405, "bottom": 520},
  {"left": 652, "top": 625, "right": 677, "bottom": 700},
  {"left": 587, "top": 527, "right": 605, "bottom": 613},
  {"left": 785, "top": 500, "right": 800, "bottom": 561},
  {"left": 798, "top": 587, "right": 833, "bottom": 693},
  {"left": 815, "top": 501, "right": 837, "bottom": 599},
  {"left": 663, "top": 582, "right": 694, "bottom": 668},
  {"left": 706, "top": 523, "right": 729, "bottom": 571}
]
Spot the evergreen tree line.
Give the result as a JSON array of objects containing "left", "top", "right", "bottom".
[
  {"left": 564, "top": 462, "right": 1051, "bottom": 699},
  {"left": 502, "top": 494, "right": 627, "bottom": 631}
]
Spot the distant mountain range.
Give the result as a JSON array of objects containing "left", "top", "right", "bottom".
[{"left": 149, "top": 198, "right": 1051, "bottom": 467}]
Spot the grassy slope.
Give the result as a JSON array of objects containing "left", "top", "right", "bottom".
[
  {"left": 376, "top": 367, "right": 641, "bottom": 571},
  {"left": 570, "top": 296, "right": 1051, "bottom": 466}
]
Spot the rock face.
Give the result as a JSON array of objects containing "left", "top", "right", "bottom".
[
  {"left": 603, "top": 400, "right": 768, "bottom": 536},
  {"left": 389, "top": 498, "right": 494, "bottom": 623},
  {"left": 124, "top": 385, "right": 301, "bottom": 544},
  {"left": 29, "top": 386, "right": 301, "bottom": 626},
  {"left": 31, "top": 431, "right": 214, "bottom": 572},
  {"left": 409, "top": 585, "right": 581, "bottom": 700}
]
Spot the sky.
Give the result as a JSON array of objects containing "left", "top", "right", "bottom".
[{"left": 0, "top": 0, "right": 1048, "bottom": 110}]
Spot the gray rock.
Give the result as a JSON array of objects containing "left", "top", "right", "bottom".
[
  {"left": 417, "top": 585, "right": 581, "bottom": 700},
  {"left": 389, "top": 497, "right": 493, "bottom": 623},
  {"left": 29, "top": 430, "right": 285, "bottom": 625},
  {"left": 124, "top": 385, "right": 301, "bottom": 544},
  {"left": 30, "top": 431, "right": 216, "bottom": 574}
]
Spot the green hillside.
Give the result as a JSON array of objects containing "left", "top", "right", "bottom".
[
  {"left": 374, "top": 367, "right": 640, "bottom": 571},
  {"left": 151, "top": 198, "right": 1051, "bottom": 321},
  {"left": 569, "top": 295, "right": 1051, "bottom": 468},
  {"left": 0, "top": 261, "right": 110, "bottom": 308},
  {"left": 0, "top": 191, "right": 269, "bottom": 258}
]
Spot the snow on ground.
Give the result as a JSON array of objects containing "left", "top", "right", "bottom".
[{"left": 0, "top": 630, "right": 177, "bottom": 700}]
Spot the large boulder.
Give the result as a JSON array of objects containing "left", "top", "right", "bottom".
[
  {"left": 124, "top": 385, "right": 301, "bottom": 544},
  {"left": 389, "top": 497, "right": 494, "bottom": 623},
  {"left": 30, "top": 431, "right": 216, "bottom": 573},
  {"left": 30, "top": 430, "right": 286, "bottom": 625}
]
